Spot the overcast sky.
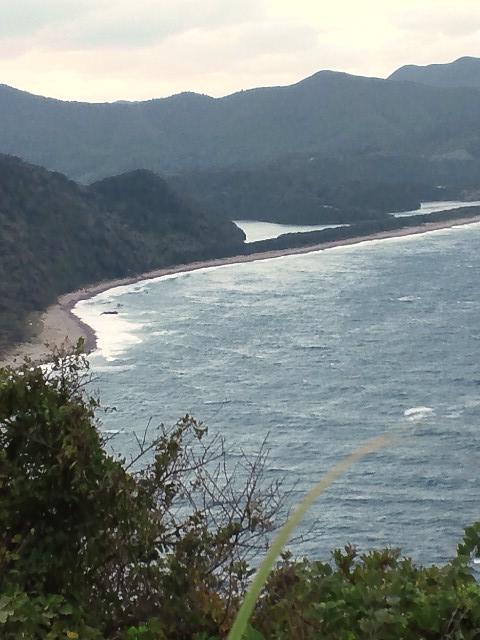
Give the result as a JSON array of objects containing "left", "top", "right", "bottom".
[{"left": 1, "top": 0, "right": 479, "bottom": 102}]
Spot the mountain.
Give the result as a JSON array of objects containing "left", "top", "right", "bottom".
[
  {"left": 0, "top": 155, "right": 244, "bottom": 351},
  {"left": 1, "top": 70, "right": 480, "bottom": 184},
  {"left": 389, "top": 56, "right": 480, "bottom": 89}
]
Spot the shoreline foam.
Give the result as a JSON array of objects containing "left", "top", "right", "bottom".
[{"left": 2, "top": 214, "right": 480, "bottom": 367}]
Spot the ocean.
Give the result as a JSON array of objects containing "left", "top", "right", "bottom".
[{"left": 74, "top": 209, "right": 480, "bottom": 565}]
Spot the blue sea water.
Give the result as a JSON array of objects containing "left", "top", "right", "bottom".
[{"left": 74, "top": 221, "right": 480, "bottom": 565}]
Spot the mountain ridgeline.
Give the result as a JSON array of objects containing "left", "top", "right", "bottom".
[
  {"left": 2, "top": 57, "right": 480, "bottom": 223},
  {"left": 1, "top": 70, "right": 480, "bottom": 182},
  {"left": 0, "top": 155, "right": 244, "bottom": 352},
  {"left": 389, "top": 56, "right": 480, "bottom": 89}
]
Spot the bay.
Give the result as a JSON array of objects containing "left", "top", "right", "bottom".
[{"left": 75, "top": 222, "right": 480, "bottom": 564}]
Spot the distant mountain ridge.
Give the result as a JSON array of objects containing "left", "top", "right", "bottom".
[
  {"left": 389, "top": 56, "right": 480, "bottom": 89},
  {"left": 1, "top": 65, "right": 480, "bottom": 183}
]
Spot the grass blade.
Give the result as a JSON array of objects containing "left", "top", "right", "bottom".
[{"left": 227, "top": 432, "right": 394, "bottom": 640}]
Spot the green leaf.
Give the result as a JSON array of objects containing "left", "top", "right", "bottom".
[{"left": 243, "top": 625, "right": 265, "bottom": 640}]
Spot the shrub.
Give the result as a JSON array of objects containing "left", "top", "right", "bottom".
[
  {"left": 251, "top": 546, "right": 480, "bottom": 639},
  {"left": 0, "top": 346, "right": 281, "bottom": 638}
]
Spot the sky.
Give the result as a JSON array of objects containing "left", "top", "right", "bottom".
[{"left": 0, "top": 0, "right": 479, "bottom": 102}]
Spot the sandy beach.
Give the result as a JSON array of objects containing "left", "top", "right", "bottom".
[{"left": 2, "top": 213, "right": 480, "bottom": 368}]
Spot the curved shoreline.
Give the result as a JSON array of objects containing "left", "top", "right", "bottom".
[{"left": 2, "top": 213, "right": 480, "bottom": 367}]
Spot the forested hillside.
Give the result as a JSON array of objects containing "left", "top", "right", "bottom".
[
  {"left": 0, "top": 155, "right": 244, "bottom": 351},
  {"left": 173, "top": 156, "right": 466, "bottom": 224}
]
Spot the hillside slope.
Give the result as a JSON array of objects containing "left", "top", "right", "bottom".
[
  {"left": 0, "top": 156, "right": 244, "bottom": 351},
  {"left": 172, "top": 150, "right": 478, "bottom": 224}
]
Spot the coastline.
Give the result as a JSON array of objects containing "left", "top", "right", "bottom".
[{"left": 2, "top": 213, "right": 480, "bottom": 368}]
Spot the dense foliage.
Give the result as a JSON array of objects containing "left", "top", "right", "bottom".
[
  {"left": 0, "top": 156, "right": 244, "bottom": 351},
  {"left": 252, "top": 541, "right": 480, "bottom": 639},
  {"left": 1, "top": 350, "right": 480, "bottom": 639},
  {"left": 172, "top": 147, "right": 480, "bottom": 225}
]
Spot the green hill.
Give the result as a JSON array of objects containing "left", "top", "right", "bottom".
[{"left": 0, "top": 155, "right": 244, "bottom": 352}]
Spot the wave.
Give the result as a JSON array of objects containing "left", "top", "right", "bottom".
[
  {"left": 404, "top": 406, "right": 435, "bottom": 420},
  {"left": 92, "top": 364, "right": 136, "bottom": 373},
  {"left": 72, "top": 301, "right": 144, "bottom": 361},
  {"left": 74, "top": 219, "right": 480, "bottom": 363}
]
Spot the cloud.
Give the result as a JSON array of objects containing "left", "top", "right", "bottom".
[
  {"left": 0, "top": 0, "right": 479, "bottom": 101},
  {"left": 2, "top": 0, "right": 266, "bottom": 50},
  {"left": 0, "top": 1, "right": 94, "bottom": 37},
  {"left": 163, "top": 21, "right": 319, "bottom": 68},
  {"left": 392, "top": 4, "right": 480, "bottom": 37}
]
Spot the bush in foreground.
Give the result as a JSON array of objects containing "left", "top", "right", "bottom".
[{"left": 1, "top": 348, "right": 480, "bottom": 639}]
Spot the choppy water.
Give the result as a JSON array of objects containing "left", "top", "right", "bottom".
[{"left": 75, "top": 222, "right": 480, "bottom": 564}]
